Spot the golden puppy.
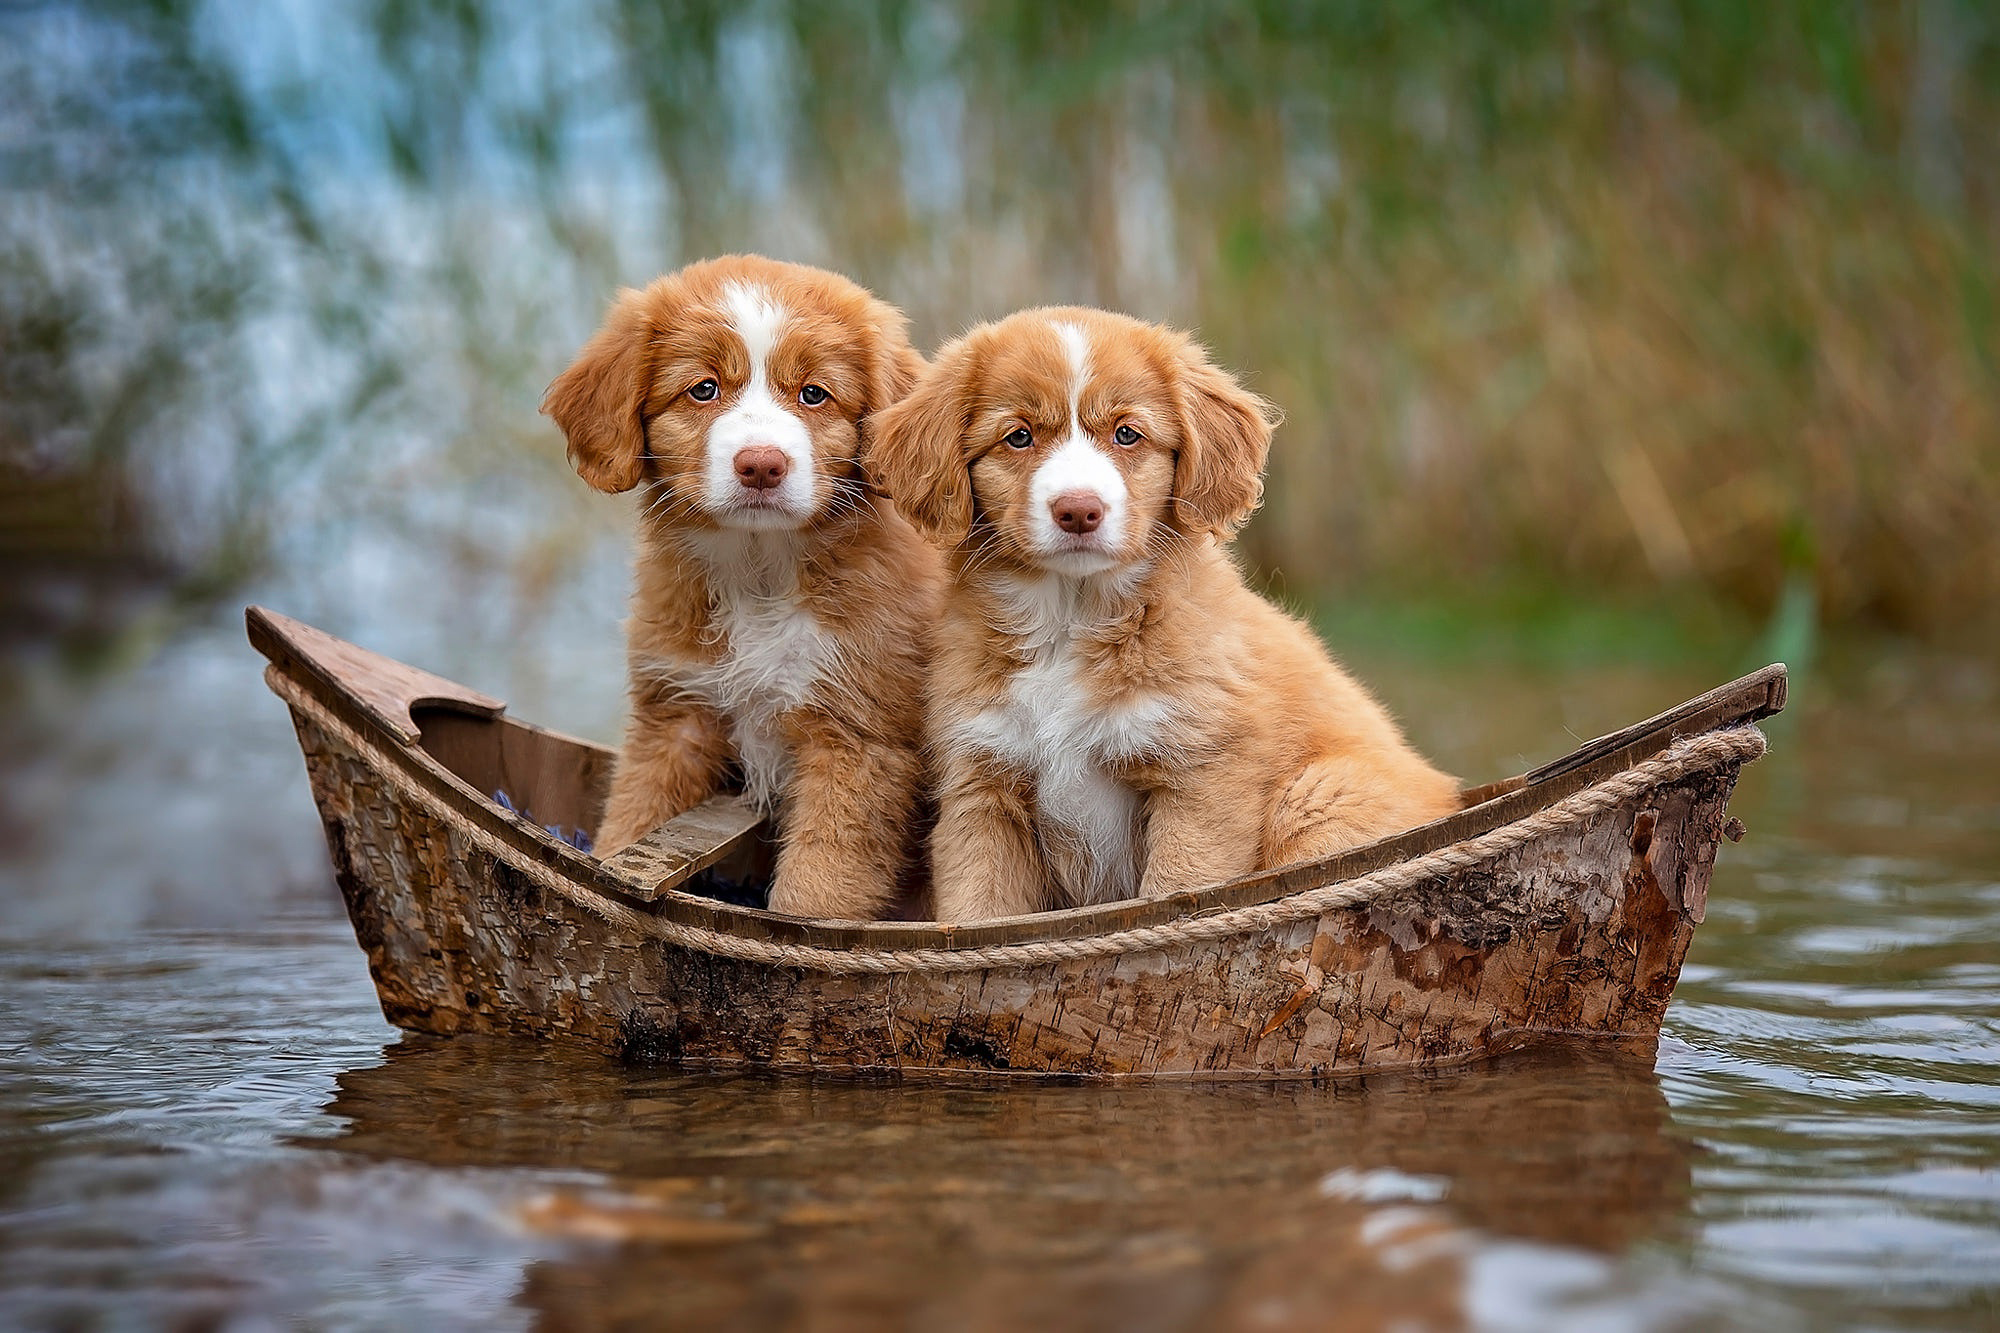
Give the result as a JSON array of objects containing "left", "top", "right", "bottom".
[
  {"left": 543, "top": 255, "right": 941, "bottom": 919},
  {"left": 870, "top": 307, "right": 1460, "bottom": 921}
]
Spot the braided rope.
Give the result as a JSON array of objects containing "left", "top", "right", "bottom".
[{"left": 269, "top": 670, "right": 1764, "bottom": 975}]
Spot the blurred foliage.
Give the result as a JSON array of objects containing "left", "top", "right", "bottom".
[{"left": 4, "top": 0, "right": 1997, "bottom": 647}]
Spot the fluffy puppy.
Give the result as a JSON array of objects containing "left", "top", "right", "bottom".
[
  {"left": 543, "top": 255, "right": 942, "bottom": 920},
  {"left": 870, "top": 307, "right": 1461, "bottom": 922}
]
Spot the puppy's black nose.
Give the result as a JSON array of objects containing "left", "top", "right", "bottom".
[
  {"left": 1050, "top": 490, "right": 1105, "bottom": 535},
  {"left": 734, "top": 445, "right": 789, "bottom": 491}
]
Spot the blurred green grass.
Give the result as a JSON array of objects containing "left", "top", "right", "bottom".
[
  {"left": 1306, "top": 582, "right": 1761, "bottom": 672},
  {"left": 3, "top": 0, "right": 1996, "bottom": 660}
]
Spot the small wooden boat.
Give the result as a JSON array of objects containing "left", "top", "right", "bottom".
[{"left": 248, "top": 605, "right": 1784, "bottom": 1080}]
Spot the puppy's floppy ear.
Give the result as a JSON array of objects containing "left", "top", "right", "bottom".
[
  {"left": 1171, "top": 341, "right": 1279, "bottom": 538},
  {"left": 868, "top": 342, "right": 974, "bottom": 544},
  {"left": 885, "top": 344, "right": 928, "bottom": 405},
  {"left": 859, "top": 297, "right": 926, "bottom": 418},
  {"left": 542, "top": 289, "right": 655, "bottom": 494}
]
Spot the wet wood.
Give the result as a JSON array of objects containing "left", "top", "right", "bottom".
[
  {"left": 249, "top": 605, "right": 1782, "bottom": 953},
  {"left": 246, "top": 605, "right": 503, "bottom": 743},
  {"left": 416, "top": 707, "right": 616, "bottom": 843},
  {"left": 250, "top": 603, "right": 1780, "bottom": 1079},
  {"left": 601, "top": 795, "right": 767, "bottom": 901}
]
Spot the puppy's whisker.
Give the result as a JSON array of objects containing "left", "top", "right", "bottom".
[
  {"left": 641, "top": 485, "right": 703, "bottom": 523},
  {"left": 641, "top": 500, "right": 701, "bottom": 527},
  {"left": 953, "top": 534, "right": 1010, "bottom": 585},
  {"left": 818, "top": 488, "right": 869, "bottom": 522}
]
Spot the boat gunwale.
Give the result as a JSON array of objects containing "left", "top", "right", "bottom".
[{"left": 248, "top": 605, "right": 1785, "bottom": 953}]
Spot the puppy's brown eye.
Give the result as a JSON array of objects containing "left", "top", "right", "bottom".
[
  {"left": 799, "top": 384, "right": 830, "bottom": 407},
  {"left": 1113, "top": 424, "right": 1142, "bottom": 447},
  {"left": 688, "top": 379, "right": 719, "bottom": 403},
  {"left": 1003, "top": 428, "right": 1033, "bottom": 450}
]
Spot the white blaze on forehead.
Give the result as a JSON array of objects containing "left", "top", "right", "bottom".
[
  {"left": 705, "top": 281, "right": 816, "bottom": 526},
  {"left": 1029, "top": 319, "right": 1127, "bottom": 565},
  {"left": 1052, "top": 319, "right": 1091, "bottom": 411},
  {"left": 721, "top": 280, "right": 788, "bottom": 383}
]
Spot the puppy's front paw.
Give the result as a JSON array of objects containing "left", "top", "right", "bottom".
[{"left": 765, "top": 867, "right": 889, "bottom": 922}]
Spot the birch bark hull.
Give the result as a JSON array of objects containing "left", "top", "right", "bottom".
[{"left": 253, "top": 604, "right": 1777, "bottom": 1080}]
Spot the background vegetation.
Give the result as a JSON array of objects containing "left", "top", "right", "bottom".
[{"left": 5, "top": 1, "right": 1998, "bottom": 667}]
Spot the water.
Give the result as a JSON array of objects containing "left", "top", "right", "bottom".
[{"left": 2, "top": 654, "right": 1996, "bottom": 1331}]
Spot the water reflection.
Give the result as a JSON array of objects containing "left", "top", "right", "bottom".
[{"left": 320, "top": 1036, "right": 1694, "bottom": 1330}]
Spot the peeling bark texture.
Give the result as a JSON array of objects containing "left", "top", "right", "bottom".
[
  {"left": 252, "top": 605, "right": 1778, "bottom": 1080},
  {"left": 293, "top": 708, "right": 1747, "bottom": 1080}
]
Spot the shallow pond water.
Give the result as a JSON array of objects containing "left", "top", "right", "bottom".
[{"left": 3, "top": 652, "right": 1996, "bottom": 1331}]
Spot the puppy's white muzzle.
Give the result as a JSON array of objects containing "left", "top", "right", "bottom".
[
  {"left": 1029, "top": 434, "right": 1127, "bottom": 573},
  {"left": 705, "top": 389, "right": 816, "bottom": 528}
]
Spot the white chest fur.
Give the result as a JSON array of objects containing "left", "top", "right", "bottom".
[
  {"left": 636, "top": 533, "right": 839, "bottom": 811},
  {"left": 947, "top": 573, "right": 1173, "bottom": 904}
]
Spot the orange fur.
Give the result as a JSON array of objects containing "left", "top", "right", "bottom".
[
  {"left": 544, "top": 256, "right": 941, "bottom": 920},
  {"left": 873, "top": 306, "right": 1461, "bottom": 922}
]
